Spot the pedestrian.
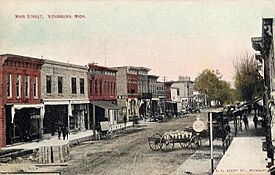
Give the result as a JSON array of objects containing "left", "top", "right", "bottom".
[
  {"left": 123, "top": 115, "right": 127, "bottom": 126},
  {"left": 243, "top": 116, "right": 248, "bottom": 131},
  {"left": 65, "top": 127, "right": 69, "bottom": 140},
  {"left": 62, "top": 126, "right": 66, "bottom": 140},
  {"left": 57, "top": 126, "right": 62, "bottom": 140},
  {"left": 253, "top": 115, "right": 258, "bottom": 129},
  {"left": 225, "top": 123, "right": 231, "bottom": 134}
]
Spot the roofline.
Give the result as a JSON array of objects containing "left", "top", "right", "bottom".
[
  {"left": 0, "top": 53, "right": 44, "bottom": 65},
  {"left": 44, "top": 59, "right": 88, "bottom": 70}
]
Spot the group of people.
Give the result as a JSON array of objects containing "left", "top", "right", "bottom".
[
  {"left": 57, "top": 126, "right": 69, "bottom": 140},
  {"left": 242, "top": 111, "right": 259, "bottom": 131}
]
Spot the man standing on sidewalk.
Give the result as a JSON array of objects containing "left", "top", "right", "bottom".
[
  {"left": 253, "top": 116, "right": 258, "bottom": 129},
  {"left": 123, "top": 115, "right": 127, "bottom": 126}
]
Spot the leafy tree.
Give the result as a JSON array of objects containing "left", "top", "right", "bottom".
[
  {"left": 233, "top": 53, "right": 264, "bottom": 101},
  {"left": 194, "top": 69, "right": 232, "bottom": 105}
]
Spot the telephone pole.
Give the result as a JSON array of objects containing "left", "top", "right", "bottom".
[
  {"left": 91, "top": 62, "right": 98, "bottom": 139},
  {"left": 163, "top": 76, "right": 166, "bottom": 116}
]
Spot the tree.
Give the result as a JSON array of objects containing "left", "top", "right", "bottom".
[
  {"left": 194, "top": 69, "right": 232, "bottom": 105},
  {"left": 233, "top": 53, "right": 264, "bottom": 101}
]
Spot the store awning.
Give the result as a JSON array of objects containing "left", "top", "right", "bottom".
[{"left": 91, "top": 101, "right": 119, "bottom": 110}]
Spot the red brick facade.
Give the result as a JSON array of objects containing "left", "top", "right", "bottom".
[
  {"left": 0, "top": 54, "right": 43, "bottom": 147},
  {"left": 127, "top": 74, "right": 139, "bottom": 98},
  {"left": 88, "top": 64, "right": 116, "bottom": 101},
  {"left": 165, "top": 82, "right": 172, "bottom": 101}
]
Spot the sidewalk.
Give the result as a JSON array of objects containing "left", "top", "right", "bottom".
[
  {"left": 213, "top": 114, "right": 269, "bottom": 175},
  {"left": 176, "top": 139, "right": 224, "bottom": 175},
  {"left": 176, "top": 113, "right": 269, "bottom": 175},
  {"left": 2, "top": 121, "right": 133, "bottom": 151}
]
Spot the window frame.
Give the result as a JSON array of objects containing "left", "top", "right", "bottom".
[
  {"left": 34, "top": 76, "right": 38, "bottom": 99},
  {"left": 46, "top": 75, "right": 52, "bottom": 94},
  {"left": 80, "top": 78, "right": 85, "bottom": 95},
  {"left": 71, "top": 77, "right": 77, "bottom": 94},
  {"left": 16, "top": 75, "right": 21, "bottom": 98},
  {"left": 24, "top": 75, "right": 30, "bottom": 98},
  {"left": 7, "top": 74, "right": 12, "bottom": 98},
  {"left": 58, "top": 76, "right": 63, "bottom": 94}
]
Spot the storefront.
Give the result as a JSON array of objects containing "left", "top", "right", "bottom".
[
  {"left": 43, "top": 104, "right": 68, "bottom": 135},
  {"left": 90, "top": 101, "right": 119, "bottom": 126},
  {"left": 5, "top": 104, "right": 43, "bottom": 144},
  {"left": 70, "top": 103, "right": 88, "bottom": 131}
]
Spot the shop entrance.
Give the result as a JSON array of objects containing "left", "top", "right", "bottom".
[{"left": 5, "top": 106, "right": 40, "bottom": 144}]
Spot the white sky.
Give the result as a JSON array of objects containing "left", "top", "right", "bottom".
[{"left": 1, "top": 0, "right": 275, "bottom": 84}]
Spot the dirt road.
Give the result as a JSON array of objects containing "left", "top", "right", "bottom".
[{"left": 59, "top": 113, "right": 208, "bottom": 175}]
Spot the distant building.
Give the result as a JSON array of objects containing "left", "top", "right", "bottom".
[
  {"left": 171, "top": 87, "right": 181, "bottom": 113},
  {"left": 88, "top": 64, "right": 118, "bottom": 125},
  {"left": 136, "top": 67, "right": 151, "bottom": 118},
  {"left": 171, "top": 76, "right": 194, "bottom": 111},
  {"left": 148, "top": 75, "right": 159, "bottom": 116},
  {"left": 115, "top": 66, "right": 140, "bottom": 120}
]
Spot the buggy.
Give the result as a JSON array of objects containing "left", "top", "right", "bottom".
[{"left": 96, "top": 121, "right": 112, "bottom": 140}]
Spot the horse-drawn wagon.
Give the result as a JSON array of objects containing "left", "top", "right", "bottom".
[{"left": 148, "top": 127, "right": 203, "bottom": 151}]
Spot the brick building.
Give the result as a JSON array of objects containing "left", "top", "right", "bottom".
[
  {"left": 41, "top": 59, "right": 89, "bottom": 135},
  {"left": 88, "top": 64, "right": 118, "bottom": 126},
  {"left": 0, "top": 54, "right": 44, "bottom": 147},
  {"left": 137, "top": 67, "right": 151, "bottom": 118},
  {"left": 148, "top": 75, "right": 159, "bottom": 116},
  {"left": 115, "top": 66, "right": 140, "bottom": 120}
]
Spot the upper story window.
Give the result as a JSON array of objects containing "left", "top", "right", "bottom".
[
  {"left": 34, "top": 77, "right": 38, "bottom": 98},
  {"left": 7, "top": 74, "right": 12, "bottom": 98},
  {"left": 99, "top": 80, "right": 102, "bottom": 95},
  {"left": 90, "top": 80, "right": 93, "bottom": 95},
  {"left": 16, "top": 75, "right": 21, "bottom": 98},
  {"left": 177, "top": 89, "right": 180, "bottom": 96},
  {"left": 46, "top": 76, "right": 52, "bottom": 94},
  {"left": 80, "top": 78, "right": 85, "bottom": 94},
  {"left": 95, "top": 80, "right": 98, "bottom": 95},
  {"left": 58, "top": 76, "right": 63, "bottom": 94},
  {"left": 25, "top": 76, "right": 30, "bottom": 98},
  {"left": 71, "top": 77, "right": 77, "bottom": 94}
]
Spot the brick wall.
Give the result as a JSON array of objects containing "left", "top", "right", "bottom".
[{"left": 41, "top": 61, "right": 89, "bottom": 101}]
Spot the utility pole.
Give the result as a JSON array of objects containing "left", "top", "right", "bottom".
[
  {"left": 91, "top": 62, "right": 98, "bottom": 139},
  {"left": 163, "top": 76, "right": 166, "bottom": 116}
]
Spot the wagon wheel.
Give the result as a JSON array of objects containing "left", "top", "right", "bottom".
[
  {"left": 148, "top": 133, "right": 163, "bottom": 151},
  {"left": 180, "top": 139, "right": 190, "bottom": 148},
  {"left": 189, "top": 136, "right": 202, "bottom": 149},
  {"left": 160, "top": 134, "right": 174, "bottom": 152}
]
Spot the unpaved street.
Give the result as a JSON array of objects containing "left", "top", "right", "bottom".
[{"left": 58, "top": 113, "right": 208, "bottom": 175}]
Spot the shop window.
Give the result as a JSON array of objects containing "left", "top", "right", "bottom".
[
  {"left": 58, "top": 76, "right": 63, "bottom": 94},
  {"left": 7, "top": 74, "right": 12, "bottom": 98},
  {"left": 80, "top": 78, "right": 84, "bottom": 94},
  {"left": 71, "top": 77, "right": 77, "bottom": 94},
  {"left": 25, "top": 76, "right": 30, "bottom": 98},
  {"left": 16, "top": 75, "right": 21, "bottom": 98},
  {"left": 34, "top": 77, "right": 38, "bottom": 98},
  {"left": 46, "top": 75, "right": 52, "bottom": 94}
]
